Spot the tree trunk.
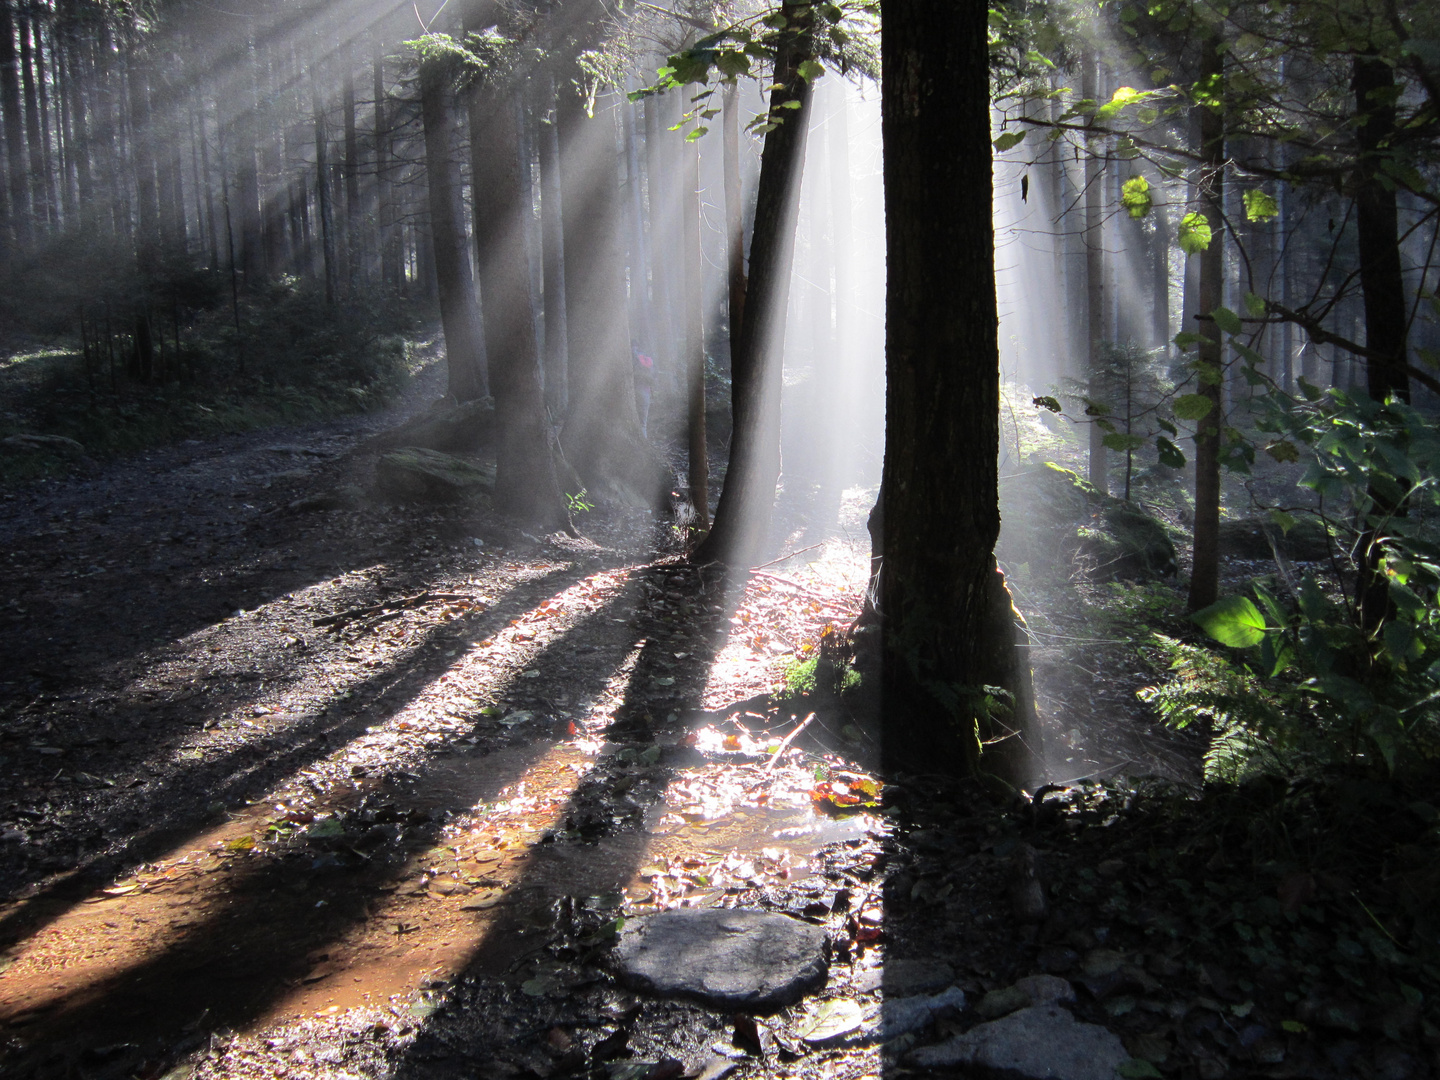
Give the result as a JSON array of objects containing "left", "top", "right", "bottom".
[
  {"left": 1082, "top": 53, "right": 1108, "bottom": 494},
  {"left": 19, "top": 12, "right": 47, "bottom": 230},
  {"left": 342, "top": 48, "right": 359, "bottom": 294},
  {"left": 683, "top": 126, "right": 709, "bottom": 530},
  {"left": 722, "top": 79, "right": 747, "bottom": 352},
  {"left": 0, "top": 0, "right": 29, "bottom": 248},
  {"left": 467, "top": 7, "right": 564, "bottom": 528},
  {"left": 557, "top": 85, "right": 664, "bottom": 505},
  {"left": 875, "top": 0, "right": 1041, "bottom": 788},
  {"left": 690, "top": 1, "right": 816, "bottom": 567},
  {"left": 1187, "top": 34, "right": 1225, "bottom": 612},
  {"left": 127, "top": 46, "right": 160, "bottom": 277},
  {"left": 419, "top": 53, "right": 487, "bottom": 402},
  {"left": 1352, "top": 52, "right": 1411, "bottom": 632},
  {"left": 374, "top": 40, "right": 401, "bottom": 291},
  {"left": 538, "top": 72, "right": 568, "bottom": 415},
  {"left": 312, "top": 65, "right": 337, "bottom": 308}
]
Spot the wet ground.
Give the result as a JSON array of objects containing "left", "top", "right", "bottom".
[{"left": 6, "top": 372, "right": 1424, "bottom": 1080}]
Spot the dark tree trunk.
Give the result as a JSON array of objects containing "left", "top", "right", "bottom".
[
  {"left": 467, "top": 4, "right": 563, "bottom": 528},
  {"left": 690, "top": 0, "right": 816, "bottom": 567},
  {"left": 538, "top": 72, "right": 568, "bottom": 415},
  {"left": 1352, "top": 53, "right": 1411, "bottom": 631},
  {"left": 374, "top": 40, "right": 401, "bottom": 291},
  {"left": 419, "top": 53, "right": 487, "bottom": 402},
  {"left": 1187, "top": 34, "right": 1225, "bottom": 612},
  {"left": 683, "top": 129, "right": 708, "bottom": 530},
  {"left": 127, "top": 48, "right": 160, "bottom": 276},
  {"left": 312, "top": 65, "right": 337, "bottom": 308},
  {"left": 874, "top": 0, "right": 1040, "bottom": 788},
  {"left": 722, "top": 79, "right": 747, "bottom": 358},
  {"left": 644, "top": 90, "right": 678, "bottom": 379},
  {"left": 0, "top": 0, "right": 29, "bottom": 247},
  {"left": 19, "top": 12, "right": 47, "bottom": 230},
  {"left": 1082, "top": 53, "right": 1108, "bottom": 494},
  {"left": 342, "top": 49, "right": 359, "bottom": 294}
]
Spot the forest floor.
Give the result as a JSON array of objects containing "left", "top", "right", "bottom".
[{"left": 0, "top": 359, "right": 1435, "bottom": 1080}]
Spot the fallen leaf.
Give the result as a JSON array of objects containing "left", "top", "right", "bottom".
[{"left": 795, "top": 998, "right": 863, "bottom": 1043}]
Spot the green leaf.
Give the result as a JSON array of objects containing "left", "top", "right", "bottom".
[
  {"left": 1173, "top": 331, "right": 1202, "bottom": 350},
  {"left": 1281, "top": 1020, "right": 1308, "bottom": 1034},
  {"left": 1157, "top": 436, "right": 1186, "bottom": 468},
  {"left": 1158, "top": 417, "right": 1178, "bottom": 436},
  {"left": 1211, "top": 306, "right": 1243, "bottom": 334},
  {"left": 715, "top": 50, "right": 751, "bottom": 78},
  {"left": 1096, "top": 85, "right": 1144, "bottom": 121},
  {"left": 1174, "top": 393, "right": 1214, "bottom": 420},
  {"left": 1103, "top": 433, "right": 1147, "bottom": 452},
  {"left": 1244, "top": 188, "right": 1279, "bottom": 221},
  {"left": 1193, "top": 595, "right": 1268, "bottom": 648},
  {"left": 797, "top": 59, "right": 826, "bottom": 81},
  {"left": 1121, "top": 175, "right": 1152, "bottom": 219},
  {"left": 778, "top": 98, "right": 803, "bottom": 109},
  {"left": 1033, "top": 395, "right": 1062, "bottom": 413},
  {"left": 685, "top": 125, "right": 709, "bottom": 141},
  {"left": 1179, "top": 211, "right": 1213, "bottom": 255},
  {"left": 1244, "top": 291, "right": 1267, "bottom": 317},
  {"left": 1265, "top": 440, "right": 1300, "bottom": 463},
  {"left": 993, "top": 130, "right": 1027, "bottom": 152}
]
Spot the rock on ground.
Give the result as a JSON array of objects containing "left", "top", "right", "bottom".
[
  {"left": 374, "top": 446, "right": 495, "bottom": 504},
  {"left": 907, "top": 1002, "right": 1128, "bottom": 1080},
  {"left": 612, "top": 908, "right": 828, "bottom": 1012},
  {"left": 881, "top": 985, "right": 967, "bottom": 1040}
]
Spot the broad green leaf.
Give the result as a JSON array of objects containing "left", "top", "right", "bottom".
[
  {"left": 1244, "top": 189, "right": 1279, "bottom": 221},
  {"left": 1158, "top": 417, "right": 1178, "bottom": 436},
  {"left": 993, "top": 130, "right": 1027, "bottom": 152},
  {"left": 797, "top": 59, "right": 826, "bottom": 81},
  {"left": 1033, "top": 395, "right": 1062, "bottom": 412},
  {"left": 1269, "top": 509, "right": 1297, "bottom": 534},
  {"left": 715, "top": 50, "right": 751, "bottom": 78},
  {"left": 1097, "top": 85, "right": 1144, "bottom": 120},
  {"left": 1102, "top": 432, "right": 1147, "bottom": 452},
  {"left": 1156, "top": 436, "right": 1186, "bottom": 468},
  {"left": 1178, "top": 211, "right": 1213, "bottom": 255},
  {"left": 1244, "top": 292, "right": 1267, "bottom": 317},
  {"left": 1383, "top": 620, "right": 1425, "bottom": 662},
  {"left": 1193, "top": 595, "right": 1268, "bottom": 648},
  {"left": 685, "top": 125, "right": 709, "bottom": 141},
  {"left": 1265, "top": 440, "right": 1300, "bottom": 463},
  {"left": 1174, "top": 393, "right": 1214, "bottom": 420},
  {"left": 1121, "top": 175, "right": 1152, "bottom": 219},
  {"left": 1211, "top": 306, "right": 1243, "bottom": 334},
  {"left": 1173, "top": 330, "right": 1202, "bottom": 349},
  {"left": 1120, "top": 1060, "right": 1164, "bottom": 1080}
]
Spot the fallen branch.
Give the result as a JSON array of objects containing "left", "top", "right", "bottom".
[
  {"left": 313, "top": 591, "right": 472, "bottom": 629},
  {"left": 749, "top": 543, "right": 826, "bottom": 571},
  {"left": 765, "top": 713, "right": 816, "bottom": 772},
  {"left": 748, "top": 571, "right": 852, "bottom": 606}
]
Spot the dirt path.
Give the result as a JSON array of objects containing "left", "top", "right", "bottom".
[{"left": 0, "top": 375, "right": 898, "bottom": 1078}]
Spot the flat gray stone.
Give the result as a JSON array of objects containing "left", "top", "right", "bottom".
[
  {"left": 613, "top": 908, "right": 827, "bottom": 1012},
  {"left": 908, "top": 1003, "right": 1127, "bottom": 1080},
  {"left": 881, "top": 985, "right": 967, "bottom": 1040}
]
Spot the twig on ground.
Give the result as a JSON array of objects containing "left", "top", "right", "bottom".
[
  {"left": 313, "top": 591, "right": 472, "bottom": 629},
  {"left": 765, "top": 713, "right": 816, "bottom": 772},
  {"left": 749, "top": 543, "right": 826, "bottom": 572}
]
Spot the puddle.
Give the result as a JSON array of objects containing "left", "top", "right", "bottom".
[{"left": 0, "top": 736, "right": 884, "bottom": 1044}]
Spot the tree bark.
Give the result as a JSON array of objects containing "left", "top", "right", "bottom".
[
  {"left": 1082, "top": 52, "right": 1109, "bottom": 494},
  {"left": 683, "top": 126, "right": 708, "bottom": 530},
  {"left": 0, "top": 0, "right": 29, "bottom": 248},
  {"left": 690, "top": 1, "right": 816, "bottom": 567},
  {"left": 1352, "top": 52, "right": 1410, "bottom": 632},
  {"left": 467, "top": 5, "right": 564, "bottom": 528},
  {"left": 874, "top": 0, "right": 1041, "bottom": 788},
  {"left": 1187, "top": 33, "right": 1225, "bottom": 612},
  {"left": 557, "top": 85, "right": 665, "bottom": 505},
  {"left": 538, "top": 72, "right": 568, "bottom": 415},
  {"left": 722, "top": 79, "right": 747, "bottom": 353},
  {"left": 374, "top": 40, "right": 401, "bottom": 291},
  {"left": 419, "top": 52, "right": 487, "bottom": 402}
]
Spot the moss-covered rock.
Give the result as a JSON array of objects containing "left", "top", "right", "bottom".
[{"left": 374, "top": 446, "right": 495, "bottom": 504}]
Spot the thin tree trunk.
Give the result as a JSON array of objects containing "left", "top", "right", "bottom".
[
  {"left": 1352, "top": 52, "right": 1411, "bottom": 631},
  {"left": 128, "top": 46, "right": 160, "bottom": 276},
  {"left": 19, "top": 13, "right": 47, "bottom": 229},
  {"left": 691, "top": 0, "right": 816, "bottom": 567},
  {"left": 1187, "top": 34, "right": 1225, "bottom": 612},
  {"left": 342, "top": 47, "right": 359, "bottom": 294},
  {"left": 875, "top": 0, "right": 1040, "bottom": 788},
  {"left": 538, "top": 72, "right": 567, "bottom": 414},
  {"left": 722, "top": 79, "right": 747, "bottom": 358},
  {"left": 467, "top": 3, "right": 563, "bottom": 527},
  {"left": 0, "top": 0, "right": 27, "bottom": 248},
  {"left": 683, "top": 126, "right": 708, "bottom": 530},
  {"left": 374, "top": 40, "right": 401, "bottom": 291},
  {"left": 1082, "top": 52, "right": 1108, "bottom": 494},
  {"left": 643, "top": 91, "right": 677, "bottom": 380},
  {"left": 312, "top": 65, "right": 337, "bottom": 308},
  {"left": 419, "top": 53, "right": 486, "bottom": 401}
]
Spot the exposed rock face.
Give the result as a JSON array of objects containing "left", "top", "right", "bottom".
[
  {"left": 374, "top": 447, "right": 495, "bottom": 504},
  {"left": 612, "top": 908, "right": 828, "bottom": 1012},
  {"left": 908, "top": 1002, "right": 1128, "bottom": 1080}
]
